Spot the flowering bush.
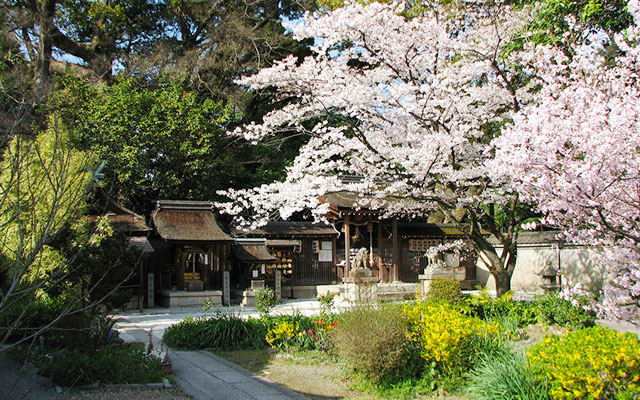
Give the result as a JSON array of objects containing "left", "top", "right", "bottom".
[
  {"left": 266, "top": 320, "right": 299, "bottom": 349},
  {"left": 265, "top": 316, "right": 338, "bottom": 351},
  {"left": 527, "top": 326, "right": 640, "bottom": 399},
  {"left": 404, "top": 299, "right": 501, "bottom": 376}
]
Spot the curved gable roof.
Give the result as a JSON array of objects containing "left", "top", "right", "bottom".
[{"left": 152, "top": 200, "right": 232, "bottom": 242}]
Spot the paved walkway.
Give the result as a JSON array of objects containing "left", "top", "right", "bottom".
[{"left": 115, "top": 299, "right": 337, "bottom": 400}]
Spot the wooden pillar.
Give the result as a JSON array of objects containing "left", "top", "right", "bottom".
[
  {"left": 344, "top": 214, "right": 351, "bottom": 278},
  {"left": 177, "top": 250, "right": 185, "bottom": 290},
  {"left": 392, "top": 217, "right": 399, "bottom": 282},
  {"left": 138, "top": 260, "right": 144, "bottom": 312},
  {"left": 368, "top": 221, "right": 374, "bottom": 267},
  {"left": 332, "top": 236, "right": 338, "bottom": 282},
  {"left": 202, "top": 247, "right": 210, "bottom": 290},
  {"left": 378, "top": 220, "right": 385, "bottom": 282}
]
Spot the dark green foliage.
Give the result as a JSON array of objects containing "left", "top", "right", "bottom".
[
  {"left": 52, "top": 76, "right": 246, "bottom": 214},
  {"left": 466, "top": 350, "right": 551, "bottom": 400},
  {"left": 0, "top": 296, "right": 71, "bottom": 342},
  {"left": 469, "top": 291, "right": 595, "bottom": 330},
  {"left": 255, "top": 287, "right": 279, "bottom": 316},
  {"left": 162, "top": 314, "right": 268, "bottom": 350},
  {"left": 54, "top": 216, "right": 142, "bottom": 311},
  {"left": 49, "top": 75, "right": 304, "bottom": 216},
  {"left": 334, "top": 303, "right": 426, "bottom": 386},
  {"left": 468, "top": 291, "right": 538, "bottom": 328},
  {"left": 529, "top": 0, "right": 633, "bottom": 45},
  {"left": 426, "top": 278, "right": 464, "bottom": 305},
  {"left": 34, "top": 343, "right": 163, "bottom": 387},
  {"left": 533, "top": 293, "right": 595, "bottom": 330}
]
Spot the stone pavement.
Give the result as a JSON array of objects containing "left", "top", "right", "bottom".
[{"left": 114, "top": 299, "right": 339, "bottom": 400}]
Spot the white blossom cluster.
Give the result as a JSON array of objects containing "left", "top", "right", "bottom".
[{"left": 219, "top": 1, "right": 530, "bottom": 229}]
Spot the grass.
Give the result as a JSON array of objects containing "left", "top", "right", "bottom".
[{"left": 213, "top": 348, "right": 365, "bottom": 399}]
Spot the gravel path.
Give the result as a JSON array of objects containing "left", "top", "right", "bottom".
[{"left": 62, "top": 387, "right": 190, "bottom": 400}]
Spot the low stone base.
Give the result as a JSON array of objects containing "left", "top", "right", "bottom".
[
  {"left": 343, "top": 273, "right": 380, "bottom": 302},
  {"left": 241, "top": 290, "right": 257, "bottom": 307},
  {"left": 418, "top": 266, "right": 467, "bottom": 296},
  {"left": 158, "top": 289, "right": 223, "bottom": 307}
]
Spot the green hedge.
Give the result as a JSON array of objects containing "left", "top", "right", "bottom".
[
  {"left": 35, "top": 343, "right": 163, "bottom": 386},
  {"left": 162, "top": 314, "right": 268, "bottom": 350}
]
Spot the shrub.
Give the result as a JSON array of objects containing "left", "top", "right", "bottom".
[
  {"left": 35, "top": 344, "right": 163, "bottom": 386},
  {"left": 265, "top": 314, "right": 338, "bottom": 351},
  {"left": 426, "top": 278, "right": 464, "bottom": 305},
  {"left": 468, "top": 289, "right": 538, "bottom": 328},
  {"left": 403, "top": 299, "right": 501, "bottom": 378},
  {"left": 317, "top": 291, "right": 336, "bottom": 313},
  {"left": 533, "top": 292, "right": 595, "bottom": 330},
  {"left": 334, "top": 303, "right": 424, "bottom": 385},
  {"left": 527, "top": 326, "right": 640, "bottom": 399},
  {"left": 162, "top": 313, "right": 268, "bottom": 350},
  {"left": 466, "top": 350, "right": 550, "bottom": 400},
  {"left": 0, "top": 295, "right": 72, "bottom": 342},
  {"left": 265, "top": 320, "right": 298, "bottom": 349},
  {"left": 261, "top": 311, "right": 316, "bottom": 332},
  {"left": 255, "top": 287, "right": 278, "bottom": 315}
]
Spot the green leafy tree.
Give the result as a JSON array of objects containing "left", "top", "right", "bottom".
[
  {"left": 3, "top": 0, "right": 163, "bottom": 88},
  {"left": 128, "top": 0, "right": 314, "bottom": 106},
  {"left": 0, "top": 115, "right": 94, "bottom": 351},
  {"left": 53, "top": 76, "right": 289, "bottom": 214}
]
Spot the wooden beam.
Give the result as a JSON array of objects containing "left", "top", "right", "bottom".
[{"left": 332, "top": 236, "right": 338, "bottom": 282}]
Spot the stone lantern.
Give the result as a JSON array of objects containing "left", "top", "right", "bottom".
[{"left": 536, "top": 263, "right": 561, "bottom": 293}]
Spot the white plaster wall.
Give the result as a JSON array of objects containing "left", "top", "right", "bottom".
[{"left": 476, "top": 245, "right": 607, "bottom": 294}]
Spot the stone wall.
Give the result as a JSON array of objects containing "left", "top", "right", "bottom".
[{"left": 476, "top": 244, "right": 608, "bottom": 294}]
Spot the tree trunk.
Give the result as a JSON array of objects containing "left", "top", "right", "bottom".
[
  {"left": 35, "top": 0, "right": 56, "bottom": 97},
  {"left": 493, "top": 269, "right": 512, "bottom": 298}
]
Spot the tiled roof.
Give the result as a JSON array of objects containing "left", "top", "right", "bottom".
[
  {"left": 233, "top": 242, "right": 278, "bottom": 263},
  {"left": 234, "top": 221, "right": 339, "bottom": 238},
  {"left": 397, "top": 223, "right": 466, "bottom": 237},
  {"left": 128, "top": 236, "right": 155, "bottom": 253},
  {"left": 88, "top": 189, "right": 151, "bottom": 234},
  {"left": 487, "top": 231, "right": 564, "bottom": 246},
  {"left": 152, "top": 200, "right": 232, "bottom": 242}
]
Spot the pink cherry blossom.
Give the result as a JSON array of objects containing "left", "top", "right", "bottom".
[{"left": 493, "top": 0, "right": 640, "bottom": 322}]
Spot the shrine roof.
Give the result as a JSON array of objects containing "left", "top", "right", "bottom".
[{"left": 151, "top": 200, "right": 232, "bottom": 242}]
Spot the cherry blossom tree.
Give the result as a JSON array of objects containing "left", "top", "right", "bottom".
[
  {"left": 219, "top": 1, "right": 533, "bottom": 297},
  {"left": 492, "top": 0, "right": 640, "bottom": 321}
]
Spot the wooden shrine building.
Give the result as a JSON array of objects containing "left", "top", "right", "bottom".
[
  {"left": 319, "top": 192, "right": 477, "bottom": 288},
  {"left": 235, "top": 222, "right": 340, "bottom": 288},
  {"left": 149, "top": 200, "right": 233, "bottom": 306}
]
